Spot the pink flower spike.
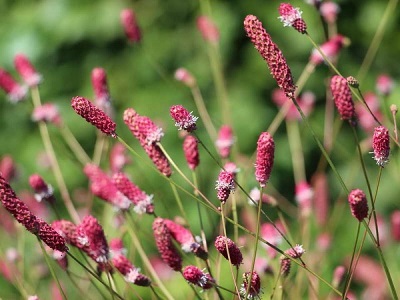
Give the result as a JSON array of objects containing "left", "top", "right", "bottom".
[
  {"left": 348, "top": 189, "right": 368, "bottom": 222},
  {"left": 319, "top": 1, "right": 340, "bottom": 24},
  {"left": 183, "top": 135, "right": 200, "bottom": 170},
  {"left": 36, "top": 218, "right": 68, "bottom": 252},
  {"left": 285, "top": 244, "right": 305, "bottom": 259},
  {"left": 197, "top": 16, "right": 220, "bottom": 43},
  {"left": 91, "top": 68, "right": 111, "bottom": 114},
  {"left": 372, "top": 126, "right": 390, "bottom": 167},
  {"left": 109, "top": 143, "right": 131, "bottom": 174},
  {"left": 14, "top": 54, "right": 42, "bottom": 87},
  {"left": 111, "top": 254, "right": 151, "bottom": 286},
  {"left": 174, "top": 68, "right": 196, "bottom": 88},
  {"left": 216, "top": 125, "right": 234, "bottom": 158},
  {"left": 29, "top": 174, "right": 55, "bottom": 203},
  {"left": 240, "top": 271, "right": 261, "bottom": 299},
  {"left": 255, "top": 132, "right": 275, "bottom": 187},
  {"left": 183, "top": 265, "right": 214, "bottom": 289},
  {"left": 120, "top": 9, "right": 141, "bottom": 43},
  {"left": 332, "top": 266, "right": 346, "bottom": 288},
  {"left": 0, "top": 68, "right": 27, "bottom": 102},
  {"left": 0, "top": 155, "right": 17, "bottom": 182},
  {"left": 295, "top": 181, "right": 313, "bottom": 217},
  {"left": 214, "top": 235, "right": 243, "bottom": 266},
  {"left": 280, "top": 257, "right": 291, "bottom": 277},
  {"left": 215, "top": 170, "right": 235, "bottom": 203},
  {"left": 330, "top": 75, "right": 356, "bottom": 125},
  {"left": 170, "top": 105, "right": 198, "bottom": 132},
  {"left": 376, "top": 74, "right": 394, "bottom": 96},
  {"left": 310, "top": 35, "right": 347, "bottom": 65},
  {"left": 278, "top": 3, "right": 307, "bottom": 34},
  {"left": 32, "top": 103, "right": 62, "bottom": 126},
  {"left": 390, "top": 210, "right": 400, "bottom": 241},
  {"left": 71, "top": 96, "right": 117, "bottom": 137}
]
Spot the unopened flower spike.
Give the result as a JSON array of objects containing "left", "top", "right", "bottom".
[
  {"left": 285, "top": 244, "right": 305, "bottom": 259},
  {"left": 214, "top": 235, "right": 243, "bottom": 266},
  {"left": 278, "top": 3, "right": 307, "bottom": 34},
  {"left": 348, "top": 189, "right": 368, "bottom": 222},
  {"left": 71, "top": 96, "right": 117, "bottom": 137},
  {"left": 240, "top": 271, "right": 261, "bottom": 299},
  {"left": 183, "top": 135, "right": 200, "bottom": 170},
  {"left": 372, "top": 126, "right": 390, "bottom": 167},
  {"left": 14, "top": 54, "right": 42, "bottom": 87},
  {"left": 255, "top": 132, "right": 275, "bottom": 187},
  {"left": 120, "top": 8, "right": 141, "bottom": 43},
  {"left": 170, "top": 105, "right": 198, "bottom": 132},
  {"left": 197, "top": 16, "right": 220, "bottom": 43}
]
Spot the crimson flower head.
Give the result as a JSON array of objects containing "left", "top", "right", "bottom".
[
  {"left": 278, "top": 3, "right": 307, "bottom": 34},
  {"left": 170, "top": 105, "right": 198, "bottom": 132},
  {"left": 120, "top": 9, "right": 141, "bottom": 43},
  {"left": 183, "top": 266, "right": 214, "bottom": 289},
  {"left": 71, "top": 96, "right": 117, "bottom": 137},
  {"left": 372, "top": 126, "right": 390, "bottom": 167},
  {"left": 197, "top": 16, "right": 220, "bottom": 43},
  {"left": 29, "top": 174, "right": 55, "bottom": 203},
  {"left": 14, "top": 54, "right": 42, "bottom": 87},
  {"left": 214, "top": 235, "right": 243, "bottom": 266},
  {"left": 330, "top": 75, "right": 356, "bottom": 125},
  {"left": 244, "top": 15, "right": 296, "bottom": 97},
  {"left": 216, "top": 125, "right": 234, "bottom": 158},
  {"left": 183, "top": 135, "right": 199, "bottom": 170},
  {"left": 255, "top": 132, "right": 275, "bottom": 187},
  {"left": 215, "top": 170, "right": 235, "bottom": 203},
  {"left": 348, "top": 189, "right": 368, "bottom": 222},
  {"left": 240, "top": 271, "right": 261, "bottom": 299},
  {"left": 0, "top": 68, "right": 27, "bottom": 102}
]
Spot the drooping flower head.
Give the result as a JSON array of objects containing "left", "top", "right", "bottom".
[
  {"left": 174, "top": 68, "right": 196, "bottom": 88},
  {"left": 183, "top": 135, "right": 200, "bottom": 170},
  {"left": 183, "top": 265, "right": 214, "bottom": 289},
  {"left": 29, "top": 174, "right": 55, "bottom": 203},
  {"left": 255, "top": 132, "right": 275, "bottom": 187},
  {"left": 197, "top": 16, "right": 220, "bottom": 43},
  {"left": 120, "top": 9, "right": 141, "bottom": 43},
  {"left": 372, "top": 126, "right": 390, "bottom": 167},
  {"left": 32, "top": 103, "right": 62, "bottom": 126},
  {"left": 170, "top": 105, "right": 198, "bottom": 132},
  {"left": 71, "top": 96, "right": 117, "bottom": 137},
  {"left": 0, "top": 68, "right": 27, "bottom": 102},
  {"left": 278, "top": 3, "right": 307, "bottom": 34},
  {"left": 348, "top": 189, "right": 368, "bottom": 222},
  {"left": 14, "top": 54, "right": 42, "bottom": 87},
  {"left": 215, "top": 170, "right": 235, "bottom": 203},
  {"left": 240, "top": 271, "right": 261, "bottom": 299},
  {"left": 214, "top": 235, "right": 243, "bottom": 266},
  {"left": 216, "top": 125, "right": 234, "bottom": 158},
  {"left": 244, "top": 15, "right": 296, "bottom": 97},
  {"left": 330, "top": 75, "right": 356, "bottom": 125}
]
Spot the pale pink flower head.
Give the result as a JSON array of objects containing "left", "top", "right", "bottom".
[
  {"left": 183, "top": 265, "right": 214, "bottom": 289},
  {"left": 214, "top": 236, "right": 243, "bottom": 266},
  {"left": 109, "top": 143, "right": 131, "bottom": 174},
  {"left": 183, "top": 135, "right": 200, "bottom": 170},
  {"left": 0, "top": 155, "right": 16, "bottom": 182},
  {"left": 216, "top": 125, "right": 235, "bottom": 158},
  {"left": 376, "top": 74, "right": 394, "bottom": 96},
  {"left": 244, "top": 15, "right": 296, "bottom": 97},
  {"left": 255, "top": 132, "right": 275, "bottom": 187},
  {"left": 27, "top": 295, "right": 39, "bottom": 300},
  {"left": 390, "top": 210, "right": 400, "bottom": 242},
  {"left": 29, "top": 174, "right": 55, "bottom": 203},
  {"left": 319, "top": 1, "right": 340, "bottom": 24},
  {"left": 348, "top": 189, "right": 368, "bottom": 222},
  {"left": 240, "top": 271, "right": 261, "bottom": 299},
  {"left": 91, "top": 67, "right": 112, "bottom": 115},
  {"left": 120, "top": 9, "right": 141, "bottom": 43},
  {"left": 248, "top": 187, "right": 274, "bottom": 206},
  {"left": 174, "top": 68, "right": 196, "bottom": 88},
  {"left": 278, "top": 3, "right": 307, "bottom": 34},
  {"left": 32, "top": 103, "right": 62, "bottom": 126},
  {"left": 215, "top": 170, "right": 235, "bottom": 203},
  {"left": 317, "top": 232, "right": 331, "bottom": 251},
  {"left": 0, "top": 68, "right": 27, "bottom": 102},
  {"left": 197, "top": 16, "right": 220, "bottom": 43},
  {"left": 261, "top": 222, "right": 285, "bottom": 258},
  {"left": 295, "top": 181, "right": 313, "bottom": 217},
  {"left": 310, "top": 35, "right": 347, "bottom": 65},
  {"left": 332, "top": 265, "right": 346, "bottom": 288},
  {"left": 355, "top": 92, "right": 382, "bottom": 133},
  {"left": 272, "top": 89, "right": 315, "bottom": 121},
  {"left": 14, "top": 54, "right": 42, "bottom": 87},
  {"left": 330, "top": 75, "right": 356, "bottom": 125},
  {"left": 372, "top": 126, "right": 390, "bottom": 167},
  {"left": 285, "top": 244, "right": 305, "bottom": 259},
  {"left": 170, "top": 105, "right": 198, "bottom": 132},
  {"left": 71, "top": 96, "right": 117, "bottom": 137},
  {"left": 224, "top": 162, "right": 240, "bottom": 177}
]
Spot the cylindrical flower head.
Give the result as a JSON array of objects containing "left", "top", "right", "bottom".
[
  {"left": 152, "top": 217, "right": 182, "bottom": 271},
  {"left": 280, "top": 257, "right": 291, "bottom": 277},
  {"left": 255, "top": 132, "right": 275, "bottom": 187},
  {"left": 0, "top": 155, "right": 16, "bottom": 182},
  {"left": 319, "top": 1, "right": 340, "bottom": 24},
  {"left": 170, "top": 105, "right": 198, "bottom": 132},
  {"left": 91, "top": 68, "right": 111, "bottom": 113},
  {"left": 285, "top": 244, "right": 305, "bottom": 259},
  {"left": 32, "top": 103, "right": 62, "bottom": 126},
  {"left": 36, "top": 219, "right": 68, "bottom": 252},
  {"left": 183, "top": 135, "right": 199, "bottom": 170},
  {"left": 14, "top": 54, "right": 42, "bottom": 87},
  {"left": 111, "top": 254, "right": 151, "bottom": 286},
  {"left": 71, "top": 96, "right": 117, "bottom": 137},
  {"left": 197, "top": 16, "right": 220, "bottom": 43},
  {"left": 215, "top": 170, "right": 235, "bottom": 203},
  {"left": 144, "top": 143, "right": 172, "bottom": 177},
  {"left": 310, "top": 35, "right": 347, "bottom": 65},
  {"left": 214, "top": 235, "right": 243, "bottom": 266},
  {"left": 0, "top": 68, "right": 27, "bottom": 102},
  {"left": 330, "top": 75, "right": 356, "bottom": 125},
  {"left": 278, "top": 3, "right": 307, "bottom": 34},
  {"left": 52, "top": 219, "right": 79, "bottom": 246},
  {"left": 120, "top": 9, "right": 141, "bottom": 43},
  {"left": 244, "top": 15, "right": 296, "bottom": 97},
  {"left": 348, "top": 189, "right": 368, "bottom": 222},
  {"left": 112, "top": 172, "right": 154, "bottom": 214},
  {"left": 372, "top": 126, "right": 390, "bottom": 167},
  {"left": 174, "top": 68, "right": 196, "bottom": 88},
  {"left": 29, "top": 174, "right": 55, "bottom": 203},
  {"left": 216, "top": 125, "right": 234, "bottom": 158},
  {"left": 183, "top": 265, "right": 214, "bottom": 289},
  {"left": 240, "top": 271, "right": 261, "bottom": 299},
  {"left": 376, "top": 74, "right": 394, "bottom": 96},
  {"left": 390, "top": 210, "right": 400, "bottom": 242}
]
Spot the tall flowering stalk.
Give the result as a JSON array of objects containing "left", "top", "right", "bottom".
[{"left": 244, "top": 14, "right": 296, "bottom": 97}]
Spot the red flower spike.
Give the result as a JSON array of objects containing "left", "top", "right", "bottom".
[
  {"left": 244, "top": 15, "right": 296, "bottom": 98},
  {"left": 348, "top": 189, "right": 368, "bottom": 222},
  {"left": 29, "top": 174, "right": 55, "bottom": 203},
  {"left": 197, "top": 16, "right": 220, "bottom": 43},
  {"left": 0, "top": 68, "right": 27, "bottom": 102},
  {"left": 216, "top": 125, "right": 234, "bottom": 159},
  {"left": 280, "top": 257, "right": 291, "bottom": 277},
  {"left": 215, "top": 170, "right": 235, "bottom": 203},
  {"left": 240, "top": 271, "right": 261, "bottom": 299},
  {"left": 14, "top": 54, "right": 42, "bottom": 87},
  {"left": 144, "top": 143, "right": 172, "bottom": 177},
  {"left": 330, "top": 75, "right": 356, "bottom": 125},
  {"left": 71, "top": 96, "right": 117, "bottom": 137},
  {"left": 120, "top": 9, "right": 141, "bottom": 43},
  {"left": 0, "top": 155, "right": 16, "bottom": 182},
  {"left": 152, "top": 217, "right": 182, "bottom": 271},
  {"left": 183, "top": 265, "right": 214, "bottom": 289},
  {"left": 255, "top": 132, "right": 275, "bottom": 187},
  {"left": 372, "top": 126, "right": 390, "bottom": 167},
  {"left": 278, "top": 3, "right": 307, "bottom": 34},
  {"left": 36, "top": 219, "right": 68, "bottom": 252},
  {"left": 109, "top": 238, "right": 125, "bottom": 255},
  {"left": 214, "top": 235, "right": 243, "bottom": 266},
  {"left": 170, "top": 105, "right": 198, "bottom": 132},
  {"left": 183, "top": 135, "right": 199, "bottom": 170}
]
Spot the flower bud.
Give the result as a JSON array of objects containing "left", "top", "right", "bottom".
[{"left": 197, "top": 16, "right": 219, "bottom": 43}]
